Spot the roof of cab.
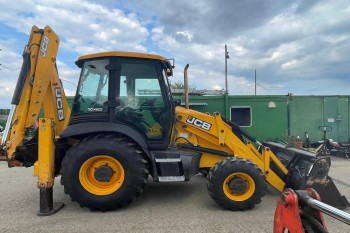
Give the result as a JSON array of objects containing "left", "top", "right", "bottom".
[{"left": 77, "top": 51, "right": 167, "bottom": 61}]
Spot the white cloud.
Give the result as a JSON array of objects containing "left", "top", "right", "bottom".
[
  {"left": 176, "top": 31, "right": 193, "bottom": 42},
  {"left": 0, "top": 0, "right": 149, "bottom": 54},
  {"left": 212, "top": 85, "right": 222, "bottom": 90},
  {"left": 0, "top": 0, "right": 152, "bottom": 107},
  {"left": 1, "top": 0, "right": 350, "bottom": 110},
  {"left": 281, "top": 59, "right": 300, "bottom": 70}
]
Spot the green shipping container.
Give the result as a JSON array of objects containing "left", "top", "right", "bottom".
[{"left": 65, "top": 95, "right": 349, "bottom": 144}]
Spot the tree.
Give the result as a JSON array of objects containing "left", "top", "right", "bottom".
[
  {"left": 170, "top": 81, "right": 196, "bottom": 90},
  {"left": 170, "top": 81, "right": 184, "bottom": 89},
  {"left": 0, "top": 118, "right": 6, "bottom": 131}
]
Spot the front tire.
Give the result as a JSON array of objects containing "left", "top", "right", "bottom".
[
  {"left": 207, "top": 157, "right": 266, "bottom": 210},
  {"left": 61, "top": 134, "right": 149, "bottom": 211}
]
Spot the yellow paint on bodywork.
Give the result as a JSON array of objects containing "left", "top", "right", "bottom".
[
  {"left": 199, "top": 153, "right": 227, "bottom": 168},
  {"left": 174, "top": 106, "right": 289, "bottom": 192},
  {"left": 34, "top": 118, "right": 55, "bottom": 188},
  {"left": 77, "top": 51, "right": 168, "bottom": 62}
]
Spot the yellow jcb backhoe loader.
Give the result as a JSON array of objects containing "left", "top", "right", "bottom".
[{"left": 1, "top": 25, "right": 348, "bottom": 215}]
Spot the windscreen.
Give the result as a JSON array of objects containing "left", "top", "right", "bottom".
[{"left": 72, "top": 59, "right": 109, "bottom": 114}]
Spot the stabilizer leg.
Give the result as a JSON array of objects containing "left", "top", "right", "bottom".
[{"left": 34, "top": 118, "right": 64, "bottom": 216}]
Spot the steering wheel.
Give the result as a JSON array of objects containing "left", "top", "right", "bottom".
[
  {"left": 89, "top": 101, "right": 105, "bottom": 109},
  {"left": 116, "top": 107, "right": 150, "bottom": 127},
  {"left": 139, "top": 98, "right": 163, "bottom": 121}
]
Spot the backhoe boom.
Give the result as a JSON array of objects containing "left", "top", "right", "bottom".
[
  {"left": 0, "top": 25, "right": 70, "bottom": 215},
  {"left": 1, "top": 25, "right": 70, "bottom": 167}
]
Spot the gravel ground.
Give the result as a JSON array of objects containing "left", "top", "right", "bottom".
[{"left": 0, "top": 156, "right": 349, "bottom": 233}]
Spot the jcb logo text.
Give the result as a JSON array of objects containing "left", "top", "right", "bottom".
[
  {"left": 55, "top": 87, "right": 64, "bottom": 121},
  {"left": 40, "top": 35, "right": 49, "bottom": 58},
  {"left": 186, "top": 116, "right": 212, "bottom": 131}
]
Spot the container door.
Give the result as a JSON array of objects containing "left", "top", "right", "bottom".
[
  {"left": 337, "top": 97, "right": 349, "bottom": 142},
  {"left": 323, "top": 97, "right": 349, "bottom": 142}
]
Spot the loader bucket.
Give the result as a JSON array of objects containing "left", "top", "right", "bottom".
[
  {"left": 298, "top": 157, "right": 350, "bottom": 209},
  {"left": 263, "top": 141, "right": 350, "bottom": 209}
]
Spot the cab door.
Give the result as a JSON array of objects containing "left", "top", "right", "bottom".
[{"left": 114, "top": 58, "right": 174, "bottom": 149}]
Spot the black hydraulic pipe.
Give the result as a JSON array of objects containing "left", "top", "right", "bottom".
[
  {"left": 11, "top": 52, "right": 31, "bottom": 105},
  {"left": 221, "top": 117, "right": 257, "bottom": 143},
  {"left": 177, "top": 143, "right": 232, "bottom": 157}
]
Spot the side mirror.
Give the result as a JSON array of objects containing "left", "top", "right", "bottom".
[
  {"left": 174, "top": 99, "right": 181, "bottom": 107},
  {"left": 166, "top": 68, "right": 173, "bottom": 77},
  {"left": 165, "top": 60, "right": 174, "bottom": 77}
]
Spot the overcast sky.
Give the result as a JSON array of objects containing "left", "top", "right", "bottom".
[{"left": 0, "top": 0, "right": 349, "bottom": 108}]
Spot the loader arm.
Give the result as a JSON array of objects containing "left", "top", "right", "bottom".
[
  {"left": 174, "top": 107, "right": 288, "bottom": 192},
  {"left": 174, "top": 106, "right": 349, "bottom": 209},
  {"left": 1, "top": 25, "right": 70, "bottom": 167}
]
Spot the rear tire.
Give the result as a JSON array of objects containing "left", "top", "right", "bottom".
[
  {"left": 207, "top": 157, "right": 266, "bottom": 210},
  {"left": 61, "top": 134, "right": 149, "bottom": 211}
]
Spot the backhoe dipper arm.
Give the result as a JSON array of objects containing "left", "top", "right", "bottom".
[{"left": 1, "top": 25, "right": 70, "bottom": 167}]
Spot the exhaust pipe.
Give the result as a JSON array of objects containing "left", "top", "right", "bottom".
[{"left": 184, "top": 64, "right": 189, "bottom": 109}]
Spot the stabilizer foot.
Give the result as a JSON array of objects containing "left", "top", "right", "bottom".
[
  {"left": 37, "top": 202, "right": 65, "bottom": 216},
  {"left": 37, "top": 187, "right": 64, "bottom": 216}
]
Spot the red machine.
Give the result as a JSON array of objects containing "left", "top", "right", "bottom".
[{"left": 274, "top": 188, "right": 350, "bottom": 233}]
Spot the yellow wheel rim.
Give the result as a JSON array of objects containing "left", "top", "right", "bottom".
[
  {"left": 79, "top": 155, "right": 125, "bottom": 195},
  {"left": 223, "top": 172, "right": 255, "bottom": 201}
]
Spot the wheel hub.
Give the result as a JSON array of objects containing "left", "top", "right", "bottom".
[
  {"left": 94, "top": 165, "right": 114, "bottom": 182},
  {"left": 228, "top": 177, "right": 248, "bottom": 195}
]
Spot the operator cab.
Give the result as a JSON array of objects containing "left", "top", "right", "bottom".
[{"left": 69, "top": 52, "right": 175, "bottom": 149}]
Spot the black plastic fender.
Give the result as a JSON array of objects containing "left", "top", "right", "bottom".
[{"left": 59, "top": 122, "right": 150, "bottom": 157}]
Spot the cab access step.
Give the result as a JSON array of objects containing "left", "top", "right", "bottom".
[{"left": 151, "top": 149, "right": 202, "bottom": 182}]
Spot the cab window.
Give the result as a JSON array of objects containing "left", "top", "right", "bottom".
[{"left": 72, "top": 59, "right": 109, "bottom": 114}]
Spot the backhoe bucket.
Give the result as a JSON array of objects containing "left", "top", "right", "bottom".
[{"left": 263, "top": 141, "right": 350, "bottom": 209}]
